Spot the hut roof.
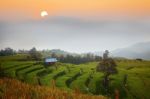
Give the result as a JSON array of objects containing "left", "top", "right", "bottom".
[{"left": 45, "top": 58, "right": 58, "bottom": 62}]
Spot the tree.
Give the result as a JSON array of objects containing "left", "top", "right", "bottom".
[
  {"left": 95, "top": 56, "right": 102, "bottom": 61},
  {"left": 29, "top": 47, "right": 42, "bottom": 61},
  {"left": 0, "top": 47, "right": 16, "bottom": 56},
  {"left": 96, "top": 50, "right": 118, "bottom": 92},
  {"left": 51, "top": 52, "right": 57, "bottom": 58}
]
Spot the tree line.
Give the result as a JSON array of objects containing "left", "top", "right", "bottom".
[
  {"left": 56, "top": 54, "right": 102, "bottom": 64},
  {"left": 0, "top": 48, "right": 16, "bottom": 56},
  {"left": 0, "top": 47, "right": 102, "bottom": 64}
]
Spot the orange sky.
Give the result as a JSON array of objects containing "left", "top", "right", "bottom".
[{"left": 0, "top": 0, "right": 150, "bottom": 20}]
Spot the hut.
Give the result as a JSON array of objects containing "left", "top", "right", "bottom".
[{"left": 45, "top": 57, "right": 58, "bottom": 65}]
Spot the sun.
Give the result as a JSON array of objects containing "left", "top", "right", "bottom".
[{"left": 41, "top": 11, "right": 48, "bottom": 18}]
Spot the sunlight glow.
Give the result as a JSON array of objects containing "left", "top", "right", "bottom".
[{"left": 41, "top": 11, "right": 48, "bottom": 17}]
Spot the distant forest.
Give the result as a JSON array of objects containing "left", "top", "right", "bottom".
[{"left": 0, "top": 47, "right": 102, "bottom": 64}]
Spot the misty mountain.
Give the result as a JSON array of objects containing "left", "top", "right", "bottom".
[
  {"left": 44, "top": 41, "right": 150, "bottom": 60},
  {"left": 49, "top": 49, "right": 69, "bottom": 55},
  {"left": 111, "top": 42, "right": 150, "bottom": 60},
  {"left": 41, "top": 49, "right": 79, "bottom": 58}
]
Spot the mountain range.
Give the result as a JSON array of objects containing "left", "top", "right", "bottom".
[
  {"left": 42, "top": 41, "right": 150, "bottom": 60},
  {"left": 111, "top": 41, "right": 150, "bottom": 60}
]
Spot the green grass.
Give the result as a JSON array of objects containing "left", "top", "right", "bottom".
[
  {"left": 24, "top": 68, "right": 45, "bottom": 84},
  {"left": 16, "top": 65, "right": 43, "bottom": 81},
  {"left": 0, "top": 54, "right": 28, "bottom": 62},
  {"left": 40, "top": 65, "right": 67, "bottom": 86},
  {"left": 1, "top": 62, "right": 34, "bottom": 78},
  {"left": 0, "top": 55, "right": 150, "bottom": 99}
]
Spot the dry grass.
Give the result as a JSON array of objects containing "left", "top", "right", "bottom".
[{"left": 0, "top": 78, "right": 107, "bottom": 99}]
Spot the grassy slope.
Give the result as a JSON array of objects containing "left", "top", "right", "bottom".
[
  {"left": 0, "top": 78, "right": 106, "bottom": 99},
  {"left": 0, "top": 55, "right": 150, "bottom": 99}
]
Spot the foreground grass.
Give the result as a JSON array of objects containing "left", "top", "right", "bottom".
[{"left": 0, "top": 78, "right": 106, "bottom": 99}]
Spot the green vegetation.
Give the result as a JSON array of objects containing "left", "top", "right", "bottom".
[
  {"left": 0, "top": 78, "right": 106, "bottom": 99},
  {"left": 97, "top": 50, "right": 118, "bottom": 94},
  {"left": 0, "top": 55, "right": 150, "bottom": 99}
]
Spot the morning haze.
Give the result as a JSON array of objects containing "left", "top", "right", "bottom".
[
  {"left": 0, "top": 0, "right": 150, "bottom": 53},
  {"left": 1, "top": 1, "right": 150, "bottom": 99},
  {"left": 0, "top": 16, "right": 150, "bottom": 53}
]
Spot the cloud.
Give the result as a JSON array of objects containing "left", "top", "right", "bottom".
[{"left": 0, "top": 16, "right": 150, "bottom": 52}]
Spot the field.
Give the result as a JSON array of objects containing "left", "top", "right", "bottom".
[
  {"left": 0, "top": 78, "right": 106, "bottom": 99},
  {"left": 0, "top": 55, "right": 150, "bottom": 99}
]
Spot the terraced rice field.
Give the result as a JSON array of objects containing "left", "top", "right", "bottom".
[{"left": 1, "top": 60, "right": 150, "bottom": 99}]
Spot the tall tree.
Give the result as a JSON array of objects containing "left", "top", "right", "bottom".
[
  {"left": 29, "top": 47, "right": 42, "bottom": 61},
  {"left": 96, "top": 50, "right": 118, "bottom": 92}
]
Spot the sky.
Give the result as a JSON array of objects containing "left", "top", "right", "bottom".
[{"left": 0, "top": 0, "right": 150, "bottom": 53}]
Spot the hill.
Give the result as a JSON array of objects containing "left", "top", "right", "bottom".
[
  {"left": 112, "top": 41, "right": 150, "bottom": 60},
  {"left": 0, "top": 78, "right": 106, "bottom": 99},
  {"left": 92, "top": 41, "right": 150, "bottom": 60},
  {"left": 0, "top": 55, "right": 150, "bottom": 99},
  {"left": 41, "top": 49, "right": 78, "bottom": 57}
]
